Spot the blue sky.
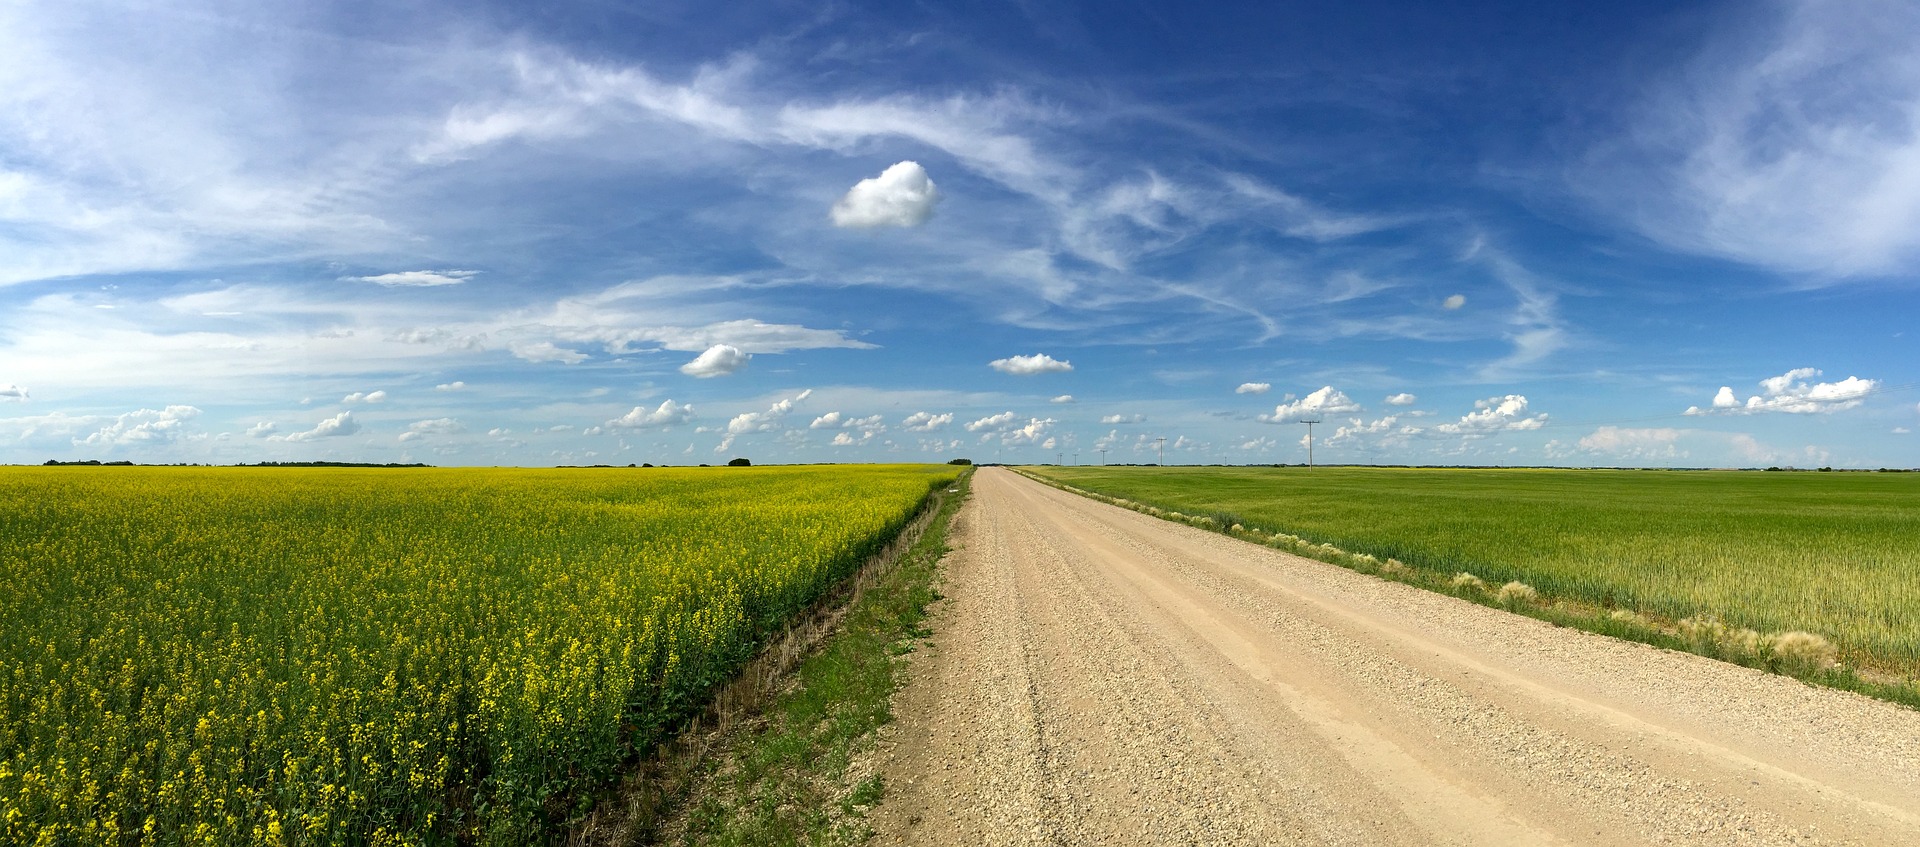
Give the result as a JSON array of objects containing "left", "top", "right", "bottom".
[{"left": 2, "top": 0, "right": 1917, "bottom": 467}]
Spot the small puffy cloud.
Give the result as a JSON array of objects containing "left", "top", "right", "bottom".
[
  {"left": 1100, "top": 414, "right": 1145, "bottom": 424},
  {"left": 511, "top": 341, "right": 588, "bottom": 365},
  {"left": 1685, "top": 368, "right": 1878, "bottom": 415},
  {"left": 1443, "top": 294, "right": 1466, "bottom": 310},
  {"left": 342, "top": 390, "right": 388, "bottom": 404},
  {"left": 989, "top": 417, "right": 1056, "bottom": 447},
  {"left": 902, "top": 412, "right": 953, "bottom": 432},
  {"left": 273, "top": 411, "right": 361, "bottom": 443},
  {"left": 989, "top": 353, "right": 1073, "bottom": 375},
  {"left": 245, "top": 421, "right": 278, "bottom": 438},
  {"left": 1235, "top": 382, "right": 1271, "bottom": 395},
  {"left": 0, "top": 384, "right": 26, "bottom": 402},
  {"left": 680, "top": 344, "right": 749, "bottom": 378},
  {"left": 398, "top": 418, "right": 465, "bottom": 443},
  {"left": 435, "top": 381, "right": 466, "bottom": 391},
  {"left": 1436, "top": 395, "right": 1548, "bottom": 435},
  {"left": 1051, "top": 395, "right": 1076, "bottom": 404},
  {"left": 76, "top": 406, "right": 203, "bottom": 447},
  {"left": 717, "top": 389, "right": 813, "bottom": 451},
  {"left": 831, "top": 161, "right": 941, "bottom": 228},
  {"left": 810, "top": 411, "right": 846, "bottom": 429},
  {"left": 608, "top": 399, "right": 695, "bottom": 429},
  {"left": 965, "top": 411, "right": 1020, "bottom": 432},
  {"left": 1384, "top": 392, "right": 1417, "bottom": 406},
  {"left": 343, "top": 269, "right": 477, "bottom": 287},
  {"left": 1260, "top": 386, "right": 1362, "bottom": 422},
  {"left": 810, "top": 411, "right": 884, "bottom": 432}
]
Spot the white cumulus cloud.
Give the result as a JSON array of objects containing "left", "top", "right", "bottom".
[
  {"left": 245, "top": 421, "right": 277, "bottom": 438},
  {"left": 1235, "top": 382, "right": 1271, "bottom": 395},
  {"left": 398, "top": 418, "right": 464, "bottom": 442},
  {"left": 1685, "top": 368, "right": 1878, "bottom": 415},
  {"left": 434, "top": 381, "right": 466, "bottom": 391},
  {"left": 341, "top": 390, "right": 387, "bottom": 404},
  {"left": 1051, "top": 394, "right": 1076, "bottom": 404},
  {"left": 76, "top": 405, "right": 202, "bottom": 447},
  {"left": 902, "top": 411, "right": 953, "bottom": 432},
  {"left": 1260, "top": 386, "right": 1362, "bottom": 422},
  {"left": 679, "top": 344, "right": 749, "bottom": 378},
  {"left": 717, "top": 389, "right": 812, "bottom": 451},
  {"left": 989, "top": 353, "right": 1073, "bottom": 375},
  {"left": 273, "top": 411, "right": 360, "bottom": 442},
  {"left": 1436, "top": 395, "right": 1548, "bottom": 435},
  {"left": 342, "top": 270, "right": 477, "bottom": 287},
  {"left": 1443, "top": 294, "right": 1466, "bottom": 310},
  {"left": 1384, "top": 392, "right": 1417, "bottom": 406},
  {"left": 1101, "top": 414, "right": 1145, "bottom": 424},
  {"left": 607, "top": 399, "right": 694, "bottom": 429},
  {"left": 965, "top": 411, "right": 1020, "bottom": 432},
  {"left": 831, "top": 161, "right": 941, "bottom": 228}
]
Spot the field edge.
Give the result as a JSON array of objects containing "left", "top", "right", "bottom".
[
  {"left": 1013, "top": 466, "right": 1920, "bottom": 711},
  {"left": 572, "top": 467, "right": 974, "bottom": 845}
]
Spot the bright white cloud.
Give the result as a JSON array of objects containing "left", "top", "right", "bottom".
[
  {"left": 1235, "top": 382, "right": 1270, "bottom": 395},
  {"left": 988, "top": 353, "right": 1073, "bottom": 375},
  {"left": 831, "top": 161, "right": 941, "bottom": 228},
  {"left": 1436, "top": 395, "right": 1548, "bottom": 435},
  {"left": 901, "top": 411, "right": 952, "bottom": 432},
  {"left": 1685, "top": 368, "right": 1878, "bottom": 415},
  {"left": 717, "top": 389, "right": 812, "bottom": 451},
  {"left": 809, "top": 411, "right": 846, "bottom": 429},
  {"left": 965, "top": 411, "right": 1019, "bottom": 432},
  {"left": 1260, "top": 386, "right": 1362, "bottom": 422},
  {"left": 244, "top": 421, "right": 277, "bottom": 438},
  {"left": 607, "top": 399, "right": 694, "bottom": 429},
  {"left": 1384, "top": 392, "right": 1417, "bottom": 406},
  {"left": 344, "top": 270, "right": 477, "bottom": 287},
  {"left": 273, "top": 411, "right": 360, "bottom": 442},
  {"left": 397, "top": 418, "right": 464, "bottom": 442},
  {"left": 510, "top": 341, "right": 588, "bottom": 365},
  {"left": 1442, "top": 294, "right": 1466, "bottom": 310},
  {"left": 434, "top": 381, "right": 466, "bottom": 391},
  {"left": 341, "top": 390, "right": 387, "bottom": 404},
  {"left": 1100, "top": 414, "right": 1145, "bottom": 424},
  {"left": 1051, "top": 395, "right": 1075, "bottom": 404},
  {"left": 0, "top": 384, "right": 25, "bottom": 402},
  {"left": 75, "top": 405, "right": 202, "bottom": 447},
  {"left": 679, "top": 344, "right": 749, "bottom": 378}
]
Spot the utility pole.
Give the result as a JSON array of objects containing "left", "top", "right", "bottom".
[
  {"left": 1298, "top": 419, "right": 1321, "bottom": 469},
  {"left": 1099, "top": 448, "right": 1108, "bottom": 465},
  {"left": 1154, "top": 436, "right": 1167, "bottom": 466},
  {"left": 1057, "top": 452, "right": 1064, "bottom": 466},
  {"left": 1072, "top": 452, "right": 1078, "bottom": 466}
]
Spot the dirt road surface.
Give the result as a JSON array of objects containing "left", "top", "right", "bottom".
[{"left": 864, "top": 468, "right": 1920, "bottom": 846}]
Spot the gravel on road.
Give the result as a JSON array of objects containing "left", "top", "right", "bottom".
[{"left": 863, "top": 467, "right": 1920, "bottom": 846}]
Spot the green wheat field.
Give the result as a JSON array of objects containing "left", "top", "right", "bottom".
[{"left": 1027, "top": 466, "right": 1920, "bottom": 677}]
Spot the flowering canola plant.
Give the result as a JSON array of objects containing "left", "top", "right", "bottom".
[{"left": 0, "top": 464, "right": 958, "bottom": 845}]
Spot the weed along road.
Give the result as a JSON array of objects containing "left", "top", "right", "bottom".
[{"left": 865, "top": 467, "right": 1920, "bottom": 846}]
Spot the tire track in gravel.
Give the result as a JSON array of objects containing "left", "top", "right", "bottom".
[{"left": 865, "top": 468, "right": 1920, "bottom": 846}]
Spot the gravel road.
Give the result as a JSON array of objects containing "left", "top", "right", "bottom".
[{"left": 863, "top": 467, "right": 1920, "bottom": 846}]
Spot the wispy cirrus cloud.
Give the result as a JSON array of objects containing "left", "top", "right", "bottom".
[{"left": 1574, "top": 0, "right": 1920, "bottom": 278}]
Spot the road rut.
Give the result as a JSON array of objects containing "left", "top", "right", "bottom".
[{"left": 865, "top": 467, "right": 1920, "bottom": 846}]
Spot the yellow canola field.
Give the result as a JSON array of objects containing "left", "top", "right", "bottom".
[{"left": 0, "top": 464, "right": 959, "bottom": 846}]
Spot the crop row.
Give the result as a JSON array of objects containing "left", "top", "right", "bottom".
[{"left": 0, "top": 465, "right": 958, "bottom": 845}]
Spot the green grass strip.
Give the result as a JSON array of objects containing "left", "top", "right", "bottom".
[{"left": 652, "top": 470, "right": 970, "bottom": 846}]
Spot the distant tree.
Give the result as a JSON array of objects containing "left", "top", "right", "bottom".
[
  {"left": 946, "top": 458, "right": 973, "bottom": 465},
  {"left": 727, "top": 458, "right": 751, "bottom": 467}
]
